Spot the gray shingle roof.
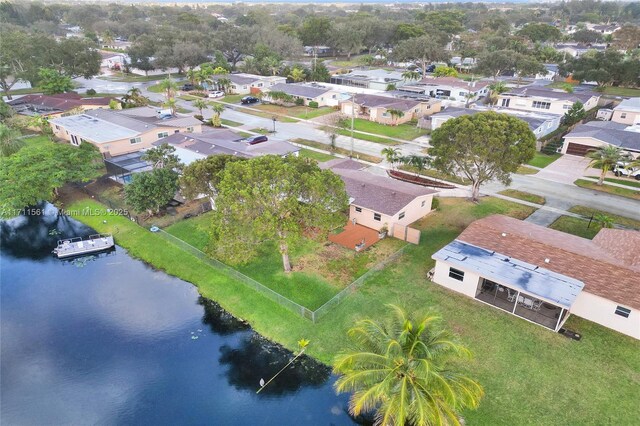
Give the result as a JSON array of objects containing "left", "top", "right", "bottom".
[
  {"left": 565, "top": 121, "right": 640, "bottom": 152},
  {"left": 84, "top": 109, "right": 157, "bottom": 133},
  {"left": 268, "top": 83, "right": 331, "bottom": 99},
  {"left": 506, "top": 87, "right": 597, "bottom": 103},
  {"left": 351, "top": 94, "right": 421, "bottom": 111}
]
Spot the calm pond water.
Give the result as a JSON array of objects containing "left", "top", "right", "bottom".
[{"left": 0, "top": 205, "right": 356, "bottom": 425}]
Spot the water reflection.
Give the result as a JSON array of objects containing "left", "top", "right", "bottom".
[{"left": 198, "top": 296, "right": 250, "bottom": 335}]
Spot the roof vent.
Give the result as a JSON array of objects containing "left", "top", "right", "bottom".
[
  {"left": 544, "top": 258, "right": 550, "bottom": 263},
  {"left": 501, "top": 233, "right": 507, "bottom": 237}
]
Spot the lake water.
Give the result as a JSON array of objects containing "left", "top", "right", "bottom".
[{"left": 0, "top": 206, "right": 355, "bottom": 425}]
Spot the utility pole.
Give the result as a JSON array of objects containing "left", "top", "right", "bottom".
[{"left": 350, "top": 94, "right": 356, "bottom": 158}]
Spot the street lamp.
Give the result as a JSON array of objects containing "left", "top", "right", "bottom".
[{"left": 272, "top": 116, "right": 277, "bottom": 133}]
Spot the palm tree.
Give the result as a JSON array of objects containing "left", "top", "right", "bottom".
[
  {"left": 288, "top": 68, "right": 306, "bottom": 83},
  {"left": 186, "top": 69, "right": 201, "bottom": 87},
  {"left": 586, "top": 146, "right": 626, "bottom": 185},
  {"left": 387, "top": 108, "right": 405, "bottom": 126},
  {"left": 404, "top": 154, "right": 431, "bottom": 177},
  {"left": 381, "top": 147, "right": 401, "bottom": 169},
  {"left": 211, "top": 103, "right": 225, "bottom": 127},
  {"left": 333, "top": 305, "right": 483, "bottom": 426},
  {"left": 121, "top": 88, "right": 149, "bottom": 108},
  {"left": 163, "top": 98, "right": 177, "bottom": 116},
  {"left": 402, "top": 70, "right": 421, "bottom": 82},
  {"left": 193, "top": 99, "right": 208, "bottom": 117},
  {"left": 464, "top": 92, "right": 476, "bottom": 108},
  {"left": 594, "top": 213, "right": 614, "bottom": 229},
  {"left": 159, "top": 78, "right": 178, "bottom": 100},
  {"left": 216, "top": 77, "right": 231, "bottom": 94},
  {"left": 0, "top": 123, "right": 24, "bottom": 157},
  {"left": 487, "top": 81, "right": 508, "bottom": 107}
]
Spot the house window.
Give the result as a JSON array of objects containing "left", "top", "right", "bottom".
[
  {"left": 615, "top": 306, "right": 631, "bottom": 318},
  {"left": 373, "top": 212, "right": 381, "bottom": 221},
  {"left": 532, "top": 101, "right": 551, "bottom": 110},
  {"left": 157, "top": 132, "right": 169, "bottom": 138},
  {"left": 501, "top": 98, "right": 510, "bottom": 107},
  {"left": 421, "top": 200, "right": 426, "bottom": 207},
  {"left": 355, "top": 207, "right": 362, "bottom": 212},
  {"left": 563, "top": 104, "right": 570, "bottom": 110},
  {"left": 130, "top": 137, "right": 142, "bottom": 144},
  {"left": 187, "top": 127, "right": 194, "bottom": 132},
  {"left": 399, "top": 211, "right": 405, "bottom": 219},
  {"left": 459, "top": 91, "right": 466, "bottom": 96},
  {"left": 448, "top": 267, "right": 465, "bottom": 281},
  {"left": 620, "top": 113, "right": 627, "bottom": 119},
  {"left": 55, "top": 125, "right": 60, "bottom": 130}
]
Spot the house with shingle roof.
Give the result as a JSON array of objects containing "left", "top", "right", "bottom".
[
  {"left": 8, "top": 93, "right": 115, "bottom": 118},
  {"left": 497, "top": 86, "right": 600, "bottom": 116},
  {"left": 340, "top": 93, "right": 441, "bottom": 125},
  {"left": 611, "top": 97, "right": 640, "bottom": 125},
  {"left": 561, "top": 120, "right": 640, "bottom": 157},
  {"left": 208, "top": 73, "right": 286, "bottom": 95},
  {"left": 320, "top": 158, "right": 437, "bottom": 232},
  {"left": 262, "top": 82, "right": 342, "bottom": 107},
  {"left": 49, "top": 106, "right": 202, "bottom": 156},
  {"left": 398, "top": 77, "right": 490, "bottom": 103},
  {"left": 431, "top": 215, "right": 640, "bottom": 339}
]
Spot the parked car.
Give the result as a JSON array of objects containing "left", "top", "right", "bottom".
[
  {"left": 181, "top": 83, "right": 195, "bottom": 91},
  {"left": 241, "top": 96, "right": 260, "bottom": 104},
  {"left": 208, "top": 90, "right": 224, "bottom": 98},
  {"left": 238, "top": 135, "right": 268, "bottom": 145},
  {"left": 613, "top": 163, "right": 640, "bottom": 180}
]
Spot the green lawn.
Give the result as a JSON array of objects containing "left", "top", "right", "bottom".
[
  {"left": 574, "top": 179, "right": 640, "bottom": 200},
  {"left": 549, "top": 216, "right": 601, "bottom": 239},
  {"left": 178, "top": 94, "right": 200, "bottom": 101},
  {"left": 600, "top": 177, "right": 640, "bottom": 189},
  {"left": 399, "top": 165, "right": 471, "bottom": 185},
  {"left": 516, "top": 165, "right": 539, "bottom": 175},
  {"left": 250, "top": 128, "right": 271, "bottom": 135},
  {"left": 352, "top": 118, "right": 429, "bottom": 140},
  {"left": 219, "top": 94, "right": 245, "bottom": 104},
  {"left": 291, "top": 138, "right": 382, "bottom": 163},
  {"left": 602, "top": 86, "right": 640, "bottom": 97},
  {"left": 220, "top": 118, "right": 243, "bottom": 127},
  {"left": 102, "top": 72, "right": 184, "bottom": 83},
  {"left": 298, "top": 148, "right": 336, "bottom": 162},
  {"left": 568, "top": 206, "right": 640, "bottom": 230},
  {"left": 21, "top": 134, "right": 54, "bottom": 148},
  {"left": 335, "top": 128, "right": 400, "bottom": 145},
  {"left": 528, "top": 152, "right": 561, "bottom": 168},
  {"left": 65, "top": 195, "right": 640, "bottom": 423},
  {"left": 498, "top": 189, "right": 546, "bottom": 205},
  {"left": 255, "top": 104, "right": 335, "bottom": 120}
]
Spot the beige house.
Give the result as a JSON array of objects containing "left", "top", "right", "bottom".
[
  {"left": 561, "top": 121, "right": 640, "bottom": 157},
  {"left": 611, "top": 98, "right": 640, "bottom": 125},
  {"left": 320, "top": 159, "right": 437, "bottom": 233},
  {"left": 497, "top": 87, "right": 600, "bottom": 116},
  {"left": 397, "top": 77, "right": 490, "bottom": 103},
  {"left": 431, "top": 215, "right": 640, "bottom": 339},
  {"left": 49, "top": 107, "right": 202, "bottom": 157},
  {"left": 340, "top": 94, "right": 441, "bottom": 125}
]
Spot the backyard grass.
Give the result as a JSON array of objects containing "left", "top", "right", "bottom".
[
  {"left": 220, "top": 118, "right": 243, "bottom": 127},
  {"left": 527, "top": 152, "right": 561, "bottom": 168},
  {"left": 568, "top": 206, "right": 640, "bottom": 230},
  {"left": 65, "top": 196, "right": 639, "bottom": 425},
  {"left": 352, "top": 118, "right": 429, "bottom": 140},
  {"left": 498, "top": 189, "right": 546, "bottom": 205},
  {"left": 21, "top": 134, "right": 54, "bottom": 147},
  {"left": 549, "top": 216, "right": 601, "bottom": 239},
  {"left": 291, "top": 138, "right": 382, "bottom": 163},
  {"left": 298, "top": 148, "right": 336, "bottom": 162},
  {"left": 574, "top": 179, "right": 640, "bottom": 200},
  {"left": 516, "top": 165, "right": 539, "bottom": 175}
]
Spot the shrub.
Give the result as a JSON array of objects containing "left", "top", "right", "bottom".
[
  {"left": 85, "top": 88, "right": 97, "bottom": 96},
  {"left": 308, "top": 101, "right": 319, "bottom": 108},
  {"left": 191, "top": 91, "right": 208, "bottom": 98},
  {"left": 295, "top": 97, "right": 304, "bottom": 106},
  {"left": 431, "top": 197, "right": 440, "bottom": 210}
]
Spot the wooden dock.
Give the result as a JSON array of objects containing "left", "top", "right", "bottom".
[{"left": 53, "top": 234, "right": 115, "bottom": 258}]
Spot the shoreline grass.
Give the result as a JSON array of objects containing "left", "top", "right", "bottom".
[{"left": 64, "top": 196, "right": 640, "bottom": 425}]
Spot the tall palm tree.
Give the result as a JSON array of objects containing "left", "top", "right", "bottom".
[
  {"left": 193, "top": 99, "right": 208, "bottom": 117},
  {"left": 216, "top": 77, "right": 231, "bottom": 94},
  {"left": 333, "top": 305, "right": 483, "bottom": 426},
  {"left": 163, "top": 98, "right": 177, "bottom": 116},
  {"left": 288, "top": 68, "right": 306, "bottom": 83},
  {"left": 211, "top": 103, "right": 225, "bottom": 127},
  {"left": 464, "top": 92, "right": 476, "bottom": 108},
  {"left": 401, "top": 70, "right": 421, "bottom": 82},
  {"left": 0, "top": 123, "right": 24, "bottom": 157},
  {"left": 387, "top": 108, "right": 405, "bottom": 126},
  {"left": 487, "top": 81, "right": 508, "bottom": 107},
  {"left": 381, "top": 147, "right": 401, "bottom": 169},
  {"left": 586, "top": 146, "right": 626, "bottom": 185},
  {"left": 159, "top": 78, "right": 178, "bottom": 100}
]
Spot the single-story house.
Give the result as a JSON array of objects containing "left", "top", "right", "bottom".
[
  {"left": 428, "top": 107, "right": 561, "bottom": 141},
  {"left": 534, "top": 64, "right": 559, "bottom": 81},
  {"left": 209, "top": 73, "right": 286, "bottom": 95},
  {"left": 101, "top": 40, "right": 131, "bottom": 51},
  {"left": 431, "top": 215, "right": 640, "bottom": 339},
  {"left": 561, "top": 121, "right": 640, "bottom": 157},
  {"left": 304, "top": 46, "right": 335, "bottom": 57},
  {"left": 8, "top": 93, "right": 114, "bottom": 118},
  {"left": 320, "top": 158, "right": 437, "bottom": 232},
  {"left": 340, "top": 93, "right": 441, "bottom": 125},
  {"left": 497, "top": 87, "right": 600, "bottom": 116},
  {"left": 330, "top": 69, "right": 412, "bottom": 91},
  {"left": 589, "top": 24, "right": 621, "bottom": 35},
  {"left": 100, "top": 51, "right": 128, "bottom": 70},
  {"left": 397, "top": 77, "right": 490, "bottom": 103},
  {"left": 554, "top": 43, "right": 607, "bottom": 58},
  {"left": 450, "top": 57, "right": 477, "bottom": 71},
  {"left": 49, "top": 106, "right": 202, "bottom": 156},
  {"left": 262, "top": 83, "right": 342, "bottom": 107},
  {"left": 155, "top": 129, "right": 300, "bottom": 165},
  {"left": 611, "top": 97, "right": 640, "bottom": 125}
]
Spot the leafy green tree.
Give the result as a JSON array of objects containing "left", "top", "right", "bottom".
[
  {"left": 210, "top": 155, "right": 349, "bottom": 272},
  {"left": 108, "top": 99, "right": 120, "bottom": 110},
  {"left": 517, "top": 23, "right": 562, "bottom": 43},
  {"left": 430, "top": 112, "right": 536, "bottom": 201},
  {"left": 309, "top": 62, "right": 331, "bottom": 83},
  {"left": 124, "top": 168, "right": 179, "bottom": 215},
  {"left": 394, "top": 35, "right": 448, "bottom": 76},
  {"left": 0, "top": 123, "right": 24, "bottom": 157},
  {"left": 163, "top": 98, "right": 177, "bottom": 116},
  {"left": 159, "top": 78, "right": 178, "bottom": 100},
  {"left": 392, "top": 23, "right": 425, "bottom": 43},
  {"left": 513, "top": 54, "right": 546, "bottom": 86},
  {"left": 612, "top": 25, "right": 640, "bottom": 52},
  {"left": 572, "top": 29, "right": 603, "bottom": 44},
  {"left": 401, "top": 71, "right": 421, "bottom": 81},
  {"left": 487, "top": 81, "right": 508, "bottom": 106},
  {"left": 121, "top": 88, "right": 149, "bottom": 108},
  {"left": 0, "top": 99, "right": 14, "bottom": 120},
  {"left": 142, "top": 143, "right": 183, "bottom": 171},
  {"left": 434, "top": 66, "right": 458, "bottom": 78},
  {"left": 180, "top": 155, "right": 246, "bottom": 202},
  {"left": 38, "top": 68, "right": 73, "bottom": 95},
  {"left": 333, "top": 305, "right": 484, "bottom": 426},
  {"left": 386, "top": 108, "right": 405, "bottom": 126},
  {"left": 0, "top": 142, "right": 102, "bottom": 216},
  {"left": 586, "top": 145, "right": 626, "bottom": 185},
  {"left": 562, "top": 101, "right": 586, "bottom": 126},
  {"left": 331, "top": 22, "right": 365, "bottom": 60},
  {"left": 562, "top": 50, "right": 631, "bottom": 88},
  {"left": 325, "top": 114, "right": 349, "bottom": 152},
  {"left": 298, "top": 16, "right": 332, "bottom": 48},
  {"left": 476, "top": 50, "right": 515, "bottom": 80}
]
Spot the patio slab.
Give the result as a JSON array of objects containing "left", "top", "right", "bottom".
[{"left": 329, "top": 223, "right": 379, "bottom": 251}]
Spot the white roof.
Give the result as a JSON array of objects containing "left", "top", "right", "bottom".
[
  {"left": 614, "top": 98, "right": 640, "bottom": 113},
  {"left": 50, "top": 114, "right": 139, "bottom": 143}
]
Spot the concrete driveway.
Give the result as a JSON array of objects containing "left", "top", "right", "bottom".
[{"left": 535, "top": 154, "right": 600, "bottom": 185}]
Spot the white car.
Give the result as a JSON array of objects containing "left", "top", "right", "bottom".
[
  {"left": 208, "top": 91, "right": 224, "bottom": 98},
  {"left": 613, "top": 163, "right": 640, "bottom": 180}
]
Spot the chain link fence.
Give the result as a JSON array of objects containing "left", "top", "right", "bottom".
[{"left": 154, "top": 228, "right": 409, "bottom": 323}]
